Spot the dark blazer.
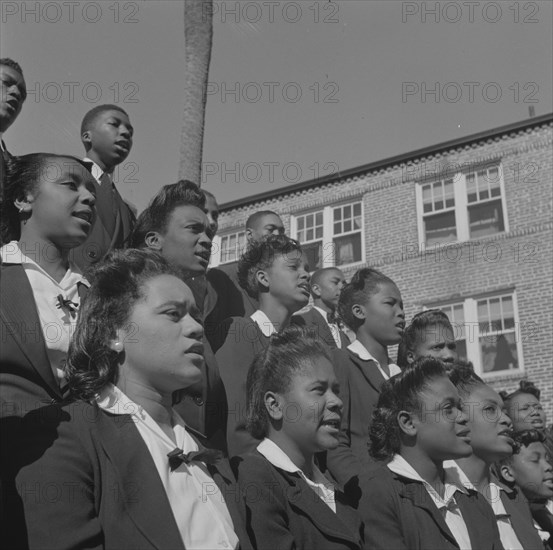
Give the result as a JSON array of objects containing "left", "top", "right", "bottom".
[
  {"left": 173, "top": 335, "right": 228, "bottom": 453},
  {"left": 215, "top": 317, "right": 270, "bottom": 458},
  {"left": 70, "top": 182, "right": 135, "bottom": 274},
  {"left": 326, "top": 348, "right": 385, "bottom": 485},
  {"left": 206, "top": 264, "right": 258, "bottom": 351},
  {"left": 0, "top": 263, "right": 87, "bottom": 547},
  {"left": 0, "top": 141, "right": 12, "bottom": 203},
  {"left": 16, "top": 401, "right": 252, "bottom": 550},
  {"left": 234, "top": 451, "right": 363, "bottom": 550},
  {"left": 495, "top": 479, "right": 545, "bottom": 549},
  {"left": 351, "top": 464, "right": 504, "bottom": 550},
  {"left": 292, "top": 308, "right": 349, "bottom": 350}
]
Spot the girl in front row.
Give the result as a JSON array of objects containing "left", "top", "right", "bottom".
[
  {"left": 234, "top": 326, "right": 363, "bottom": 550},
  {"left": 17, "top": 250, "right": 251, "bottom": 550},
  {"left": 355, "top": 357, "right": 503, "bottom": 550}
]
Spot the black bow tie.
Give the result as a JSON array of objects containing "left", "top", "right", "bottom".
[{"left": 167, "top": 446, "right": 223, "bottom": 471}]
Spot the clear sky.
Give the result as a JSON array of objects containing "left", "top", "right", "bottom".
[{"left": 2, "top": 0, "right": 552, "bottom": 211}]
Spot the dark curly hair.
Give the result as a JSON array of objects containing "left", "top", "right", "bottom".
[
  {"left": 338, "top": 267, "right": 397, "bottom": 332},
  {"left": 66, "top": 248, "right": 181, "bottom": 402},
  {"left": 237, "top": 234, "right": 303, "bottom": 299},
  {"left": 448, "top": 361, "right": 484, "bottom": 397},
  {"left": 0, "top": 153, "right": 92, "bottom": 244},
  {"left": 397, "top": 310, "right": 455, "bottom": 368},
  {"left": 130, "top": 179, "right": 207, "bottom": 248},
  {"left": 246, "top": 325, "right": 333, "bottom": 439},
  {"left": 368, "top": 357, "right": 447, "bottom": 462},
  {"left": 499, "top": 380, "right": 541, "bottom": 403}
]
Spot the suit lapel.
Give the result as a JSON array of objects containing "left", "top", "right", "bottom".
[
  {"left": 348, "top": 351, "right": 386, "bottom": 393},
  {"left": 0, "top": 264, "right": 61, "bottom": 397},
  {"left": 281, "top": 470, "right": 359, "bottom": 545},
  {"left": 399, "top": 479, "right": 459, "bottom": 548},
  {"left": 96, "top": 412, "right": 185, "bottom": 550}
]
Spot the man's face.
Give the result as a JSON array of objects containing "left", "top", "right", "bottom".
[
  {"left": 314, "top": 269, "right": 345, "bottom": 310},
  {"left": 248, "top": 213, "right": 285, "bottom": 242},
  {"left": 0, "top": 65, "right": 26, "bottom": 133}
]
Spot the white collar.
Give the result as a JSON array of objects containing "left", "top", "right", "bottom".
[
  {"left": 443, "top": 460, "right": 509, "bottom": 517},
  {"left": 313, "top": 306, "right": 334, "bottom": 323},
  {"left": 83, "top": 157, "right": 109, "bottom": 184},
  {"left": 257, "top": 438, "right": 332, "bottom": 486},
  {"left": 347, "top": 339, "right": 401, "bottom": 376},
  {"left": 0, "top": 241, "right": 87, "bottom": 286},
  {"left": 250, "top": 309, "right": 278, "bottom": 337},
  {"left": 388, "top": 454, "right": 468, "bottom": 509}
]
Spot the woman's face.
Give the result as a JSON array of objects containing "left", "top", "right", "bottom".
[
  {"left": 116, "top": 274, "right": 204, "bottom": 396},
  {"left": 22, "top": 157, "right": 96, "bottom": 248},
  {"left": 506, "top": 392, "right": 547, "bottom": 432}
]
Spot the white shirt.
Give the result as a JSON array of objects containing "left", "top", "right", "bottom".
[
  {"left": 444, "top": 461, "right": 524, "bottom": 550},
  {"left": 250, "top": 309, "right": 278, "bottom": 337},
  {"left": 257, "top": 438, "right": 336, "bottom": 512},
  {"left": 83, "top": 157, "right": 109, "bottom": 185},
  {"left": 313, "top": 306, "right": 342, "bottom": 348},
  {"left": 97, "top": 385, "right": 238, "bottom": 550},
  {"left": 389, "top": 454, "right": 472, "bottom": 550},
  {"left": 347, "top": 340, "right": 401, "bottom": 380},
  {"left": 1, "top": 241, "right": 88, "bottom": 385}
]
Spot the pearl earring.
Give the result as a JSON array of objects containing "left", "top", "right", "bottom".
[{"left": 112, "top": 341, "right": 124, "bottom": 353}]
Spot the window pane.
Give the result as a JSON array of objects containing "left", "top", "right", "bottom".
[
  {"left": 297, "top": 217, "right": 304, "bottom": 230},
  {"left": 302, "top": 241, "right": 322, "bottom": 271},
  {"left": 477, "top": 300, "right": 489, "bottom": 323},
  {"left": 353, "top": 203, "right": 361, "bottom": 217},
  {"left": 333, "top": 233, "right": 362, "bottom": 265},
  {"left": 334, "top": 208, "right": 341, "bottom": 221},
  {"left": 468, "top": 199, "right": 504, "bottom": 238},
  {"left": 480, "top": 332, "right": 518, "bottom": 373},
  {"left": 456, "top": 339, "right": 467, "bottom": 362},
  {"left": 424, "top": 211, "right": 457, "bottom": 245},
  {"left": 344, "top": 219, "right": 352, "bottom": 233},
  {"left": 315, "top": 226, "right": 323, "bottom": 239},
  {"left": 316, "top": 212, "right": 323, "bottom": 225},
  {"left": 334, "top": 222, "right": 341, "bottom": 234},
  {"left": 502, "top": 296, "right": 515, "bottom": 329},
  {"left": 306, "top": 228, "right": 314, "bottom": 241},
  {"left": 422, "top": 185, "right": 432, "bottom": 207},
  {"left": 344, "top": 205, "right": 352, "bottom": 219}
]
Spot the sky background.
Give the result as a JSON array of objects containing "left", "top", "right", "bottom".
[{"left": 2, "top": 0, "right": 552, "bottom": 211}]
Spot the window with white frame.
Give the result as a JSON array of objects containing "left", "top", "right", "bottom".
[
  {"left": 218, "top": 231, "right": 246, "bottom": 265},
  {"left": 292, "top": 201, "right": 363, "bottom": 270},
  {"left": 434, "top": 291, "right": 522, "bottom": 376},
  {"left": 417, "top": 163, "right": 507, "bottom": 246}
]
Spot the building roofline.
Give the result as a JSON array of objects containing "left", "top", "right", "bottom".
[{"left": 219, "top": 112, "right": 553, "bottom": 212}]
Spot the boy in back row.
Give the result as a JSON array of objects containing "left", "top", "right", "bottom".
[{"left": 71, "top": 104, "right": 136, "bottom": 272}]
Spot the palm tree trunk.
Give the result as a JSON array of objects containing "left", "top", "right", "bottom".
[{"left": 179, "top": 0, "right": 214, "bottom": 186}]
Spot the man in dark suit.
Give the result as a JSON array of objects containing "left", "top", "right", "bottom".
[
  {"left": 71, "top": 104, "right": 136, "bottom": 272},
  {"left": 206, "top": 210, "right": 285, "bottom": 350},
  {"left": 293, "top": 267, "right": 349, "bottom": 349},
  {"left": 0, "top": 58, "right": 26, "bottom": 202}
]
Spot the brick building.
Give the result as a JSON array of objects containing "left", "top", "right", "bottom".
[{"left": 210, "top": 113, "right": 553, "bottom": 416}]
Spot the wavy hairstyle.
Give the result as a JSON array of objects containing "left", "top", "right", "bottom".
[
  {"left": 397, "top": 309, "right": 455, "bottom": 368},
  {"left": 338, "top": 267, "right": 397, "bottom": 332},
  {"left": 448, "top": 361, "right": 484, "bottom": 397},
  {"left": 499, "top": 379, "right": 541, "bottom": 403},
  {"left": 66, "top": 248, "right": 180, "bottom": 402},
  {"left": 130, "top": 179, "right": 206, "bottom": 248},
  {"left": 0, "top": 153, "right": 91, "bottom": 244},
  {"left": 246, "top": 325, "right": 332, "bottom": 439},
  {"left": 368, "top": 357, "right": 447, "bottom": 462},
  {"left": 237, "top": 234, "right": 303, "bottom": 299}
]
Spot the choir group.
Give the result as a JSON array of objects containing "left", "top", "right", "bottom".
[{"left": 1, "top": 58, "right": 552, "bottom": 550}]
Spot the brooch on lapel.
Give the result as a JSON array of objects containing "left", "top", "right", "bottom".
[{"left": 56, "top": 294, "right": 78, "bottom": 319}]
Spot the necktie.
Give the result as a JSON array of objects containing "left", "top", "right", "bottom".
[
  {"left": 95, "top": 172, "right": 117, "bottom": 236},
  {"left": 167, "top": 446, "right": 224, "bottom": 471},
  {"left": 328, "top": 311, "right": 338, "bottom": 325}
]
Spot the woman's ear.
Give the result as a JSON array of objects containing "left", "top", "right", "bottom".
[
  {"left": 351, "top": 303, "right": 366, "bottom": 321},
  {"left": 398, "top": 410, "right": 417, "bottom": 436},
  {"left": 264, "top": 391, "right": 283, "bottom": 421},
  {"left": 498, "top": 463, "right": 516, "bottom": 484},
  {"left": 14, "top": 196, "right": 32, "bottom": 214},
  {"left": 144, "top": 231, "right": 164, "bottom": 251},
  {"left": 256, "top": 269, "right": 270, "bottom": 291}
]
